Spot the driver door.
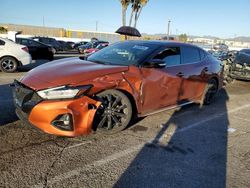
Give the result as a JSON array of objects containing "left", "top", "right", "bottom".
[{"left": 140, "top": 46, "right": 184, "bottom": 115}]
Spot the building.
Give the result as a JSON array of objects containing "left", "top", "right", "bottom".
[{"left": 0, "top": 23, "right": 125, "bottom": 43}]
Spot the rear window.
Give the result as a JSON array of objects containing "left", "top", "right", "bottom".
[
  {"left": 0, "top": 39, "right": 5, "bottom": 45},
  {"left": 181, "top": 46, "right": 201, "bottom": 64},
  {"left": 199, "top": 49, "right": 207, "bottom": 60}
]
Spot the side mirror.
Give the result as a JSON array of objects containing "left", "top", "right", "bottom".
[{"left": 143, "top": 59, "right": 166, "bottom": 68}]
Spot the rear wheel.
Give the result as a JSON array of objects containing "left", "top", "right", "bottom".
[
  {"left": 203, "top": 78, "right": 218, "bottom": 105},
  {"left": 93, "top": 89, "right": 132, "bottom": 134},
  {"left": 0, "top": 57, "right": 18, "bottom": 73}
]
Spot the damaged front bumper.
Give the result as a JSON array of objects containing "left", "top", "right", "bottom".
[{"left": 12, "top": 81, "right": 101, "bottom": 137}]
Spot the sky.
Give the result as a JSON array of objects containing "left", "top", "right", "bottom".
[{"left": 0, "top": 0, "right": 250, "bottom": 38}]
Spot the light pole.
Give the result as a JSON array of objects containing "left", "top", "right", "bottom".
[
  {"left": 167, "top": 20, "right": 171, "bottom": 40},
  {"left": 95, "top": 21, "right": 98, "bottom": 31}
]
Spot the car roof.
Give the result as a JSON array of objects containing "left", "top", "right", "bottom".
[
  {"left": 17, "top": 37, "right": 50, "bottom": 46},
  {"left": 0, "top": 37, "right": 12, "bottom": 42},
  {"left": 120, "top": 40, "right": 205, "bottom": 50}
]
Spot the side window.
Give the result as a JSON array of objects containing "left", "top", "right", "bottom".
[
  {"left": 181, "top": 46, "right": 200, "bottom": 64},
  {"left": 0, "top": 39, "right": 5, "bottom": 46},
  {"left": 29, "top": 40, "right": 40, "bottom": 47},
  {"left": 153, "top": 47, "right": 181, "bottom": 66},
  {"left": 21, "top": 39, "right": 29, "bottom": 45},
  {"left": 40, "top": 38, "right": 48, "bottom": 43}
]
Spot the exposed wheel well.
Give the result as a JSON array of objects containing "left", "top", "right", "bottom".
[
  {"left": 210, "top": 76, "right": 219, "bottom": 90},
  {"left": 117, "top": 89, "right": 138, "bottom": 117}
]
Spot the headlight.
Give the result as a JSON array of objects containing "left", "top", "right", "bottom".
[{"left": 37, "top": 85, "right": 92, "bottom": 100}]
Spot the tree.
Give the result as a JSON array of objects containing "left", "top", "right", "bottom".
[
  {"left": 134, "top": 0, "right": 148, "bottom": 28},
  {"left": 119, "top": 0, "right": 149, "bottom": 28},
  {"left": 129, "top": 0, "right": 148, "bottom": 28},
  {"left": 120, "top": 0, "right": 130, "bottom": 26},
  {"left": 179, "top": 33, "right": 188, "bottom": 42},
  {"left": 0, "top": 26, "right": 7, "bottom": 33}
]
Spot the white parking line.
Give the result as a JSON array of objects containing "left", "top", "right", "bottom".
[
  {"left": 32, "top": 103, "right": 250, "bottom": 187},
  {"left": 33, "top": 144, "right": 144, "bottom": 188},
  {"left": 65, "top": 141, "right": 92, "bottom": 150}
]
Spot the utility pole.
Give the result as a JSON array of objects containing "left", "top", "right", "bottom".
[
  {"left": 43, "top": 16, "right": 45, "bottom": 27},
  {"left": 167, "top": 20, "right": 171, "bottom": 40},
  {"left": 95, "top": 21, "right": 98, "bottom": 31}
]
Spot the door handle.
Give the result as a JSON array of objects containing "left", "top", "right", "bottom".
[
  {"left": 203, "top": 67, "right": 209, "bottom": 72},
  {"left": 176, "top": 72, "right": 184, "bottom": 77}
]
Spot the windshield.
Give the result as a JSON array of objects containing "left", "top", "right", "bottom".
[{"left": 87, "top": 42, "right": 159, "bottom": 66}]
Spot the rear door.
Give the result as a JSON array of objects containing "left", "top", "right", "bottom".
[
  {"left": 178, "top": 46, "right": 208, "bottom": 102},
  {"left": 29, "top": 40, "right": 48, "bottom": 59},
  {"left": 18, "top": 39, "right": 36, "bottom": 59}
]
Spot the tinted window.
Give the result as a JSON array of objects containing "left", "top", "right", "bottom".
[
  {"left": 153, "top": 47, "right": 181, "bottom": 66},
  {"left": 0, "top": 39, "right": 5, "bottom": 45},
  {"left": 181, "top": 46, "right": 200, "bottom": 64},
  {"left": 20, "top": 39, "right": 29, "bottom": 45},
  {"left": 40, "top": 38, "right": 49, "bottom": 43}
]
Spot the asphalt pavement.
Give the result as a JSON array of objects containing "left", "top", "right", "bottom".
[{"left": 0, "top": 58, "right": 250, "bottom": 188}]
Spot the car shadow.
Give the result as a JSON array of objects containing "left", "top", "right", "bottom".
[
  {"left": 18, "top": 59, "right": 49, "bottom": 72},
  {"left": 114, "top": 88, "right": 229, "bottom": 188},
  {"left": 0, "top": 84, "right": 18, "bottom": 126}
]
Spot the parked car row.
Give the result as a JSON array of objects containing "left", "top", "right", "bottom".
[
  {"left": 0, "top": 35, "right": 110, "bottom": 72},
  {"left": 16, "top": 38, "right": 54, "bottom": 61},
  {"left": 78, "top": 41, "right": 109, "bottom": 54},
  {"left": 31, "top": 36, "right": 76, "bottom": 52},
  {"left": 83, "top": 43, "right": 109, "bottom": 55}
]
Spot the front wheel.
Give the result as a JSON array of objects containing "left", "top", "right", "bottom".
[
  {"left": 93, "top": 89, "right": 132, "bottom": 134},
  {"left": 203, "top": 78, "right": 218, "bottom": 105}
]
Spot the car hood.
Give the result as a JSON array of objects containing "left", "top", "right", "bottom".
[{"left": 20, "top": 57, "right": 129, "bottom": 90}]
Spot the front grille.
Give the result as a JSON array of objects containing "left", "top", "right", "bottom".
[{"left": 12, "top": 80, "right": 42, "bottom": 114}]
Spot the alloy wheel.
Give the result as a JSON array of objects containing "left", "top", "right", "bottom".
[{"left": 94, "top": 90, "right": 132, "bottom": 133}]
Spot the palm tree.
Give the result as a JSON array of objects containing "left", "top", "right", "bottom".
[
  {"left": 134, "top": 0, "right": 148, "bottom": 28},
  {"left": 129, "top": 0, "right": 148, "bottom": 28},
  {"left": 0, "top": 26, "right": 7, "bottom": 33},
  {"left": 120, "top": 0, "right": 131, "bottom": 26}
]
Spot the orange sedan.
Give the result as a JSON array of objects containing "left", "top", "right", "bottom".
[{"left": 12, "top": 41, "right": 223, "bottom": 136}]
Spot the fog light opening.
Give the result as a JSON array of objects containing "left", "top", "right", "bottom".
[{"left": 51, "top": 113, "right": 73, "bottom": 131}]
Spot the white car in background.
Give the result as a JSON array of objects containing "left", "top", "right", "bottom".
[{"left": 0, "top": 37, "right": 32, "bottom": 72}]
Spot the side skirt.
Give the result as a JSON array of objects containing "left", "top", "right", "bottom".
[{"left": 138, "top": 101, "right": 194, "bottom": 117}]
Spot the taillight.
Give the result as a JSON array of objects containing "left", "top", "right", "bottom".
[{"left": 22, "top": 47, "right": 29, "bottom": 53}]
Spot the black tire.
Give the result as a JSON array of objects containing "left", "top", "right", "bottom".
[
  {"left": 93, "top": 89, "right": 133, "bottom": 134},
  {"left": 203, "top": 78, "right": 218, "bottom": 105},
  {"left": 0, "top": 57, "right": 18, "bottom": 73},
  {"left": 48, "top": 55, "right": 54, "bottom": 61},
  {"left": 78, "top": 49, "right": 84, "bottom": 54}
]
